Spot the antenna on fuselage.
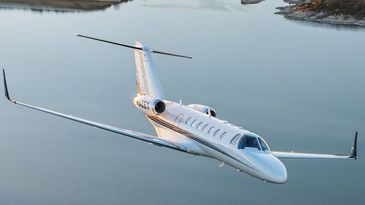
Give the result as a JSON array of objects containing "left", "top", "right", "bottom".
[{"left": 77, "top": 34, "right": 192, "bottom": 59}]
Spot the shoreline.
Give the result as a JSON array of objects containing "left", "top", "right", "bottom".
[
  {"left": 241, "top": 0, "right": 265, "bottom": 5},
  {"left": 240, "top": 0, "right": 365, "bottom": 27},
  {"left": 275, "top": 0, "right": 365, "bottom": 27},
  {"left": 0, "top": 0, "right": 127, "bottom": 12}
]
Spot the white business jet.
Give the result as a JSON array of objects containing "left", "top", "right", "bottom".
[{"left": 2, "top": 35, "right": 358, "bottom": 184}]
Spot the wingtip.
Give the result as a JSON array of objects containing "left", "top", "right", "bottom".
[
  {"left": 350, "top": 131, "right": 358, "bottom": 160},
  {"left": 2, "top": 68, "right": 12, "bottom": 102}
]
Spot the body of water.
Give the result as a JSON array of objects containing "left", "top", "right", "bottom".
[{"left": 0, "top": 0, "right": 364, "bottom": 204}]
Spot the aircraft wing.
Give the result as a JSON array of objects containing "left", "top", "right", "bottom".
[
  {"left": 272, "top": 132, "right": 358, "bottom": 160},
  {"left": 2, "top": 69, "right": 188, "bottom": 153}
]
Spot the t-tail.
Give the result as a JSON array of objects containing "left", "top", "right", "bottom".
[
  {"left": 77, "top": 34, "right": 191, "bottom": 100},
  {"left": 77, "top": 34, "right": 191, "bottom": 116},
  {"left": 134, "top": 42, "right": 164, "bottom": 99}
]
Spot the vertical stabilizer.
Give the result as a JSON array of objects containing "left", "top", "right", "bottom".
[
  {"left": 76, "top": 34, "right": 191, "bottom": 100},
  {"left": 134, "top": 42, "right": 164, "bottom": 99}
]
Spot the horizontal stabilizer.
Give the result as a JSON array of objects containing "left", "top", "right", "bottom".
[{"left": 77, "top": 34, "right": 192, "bottom": 59}]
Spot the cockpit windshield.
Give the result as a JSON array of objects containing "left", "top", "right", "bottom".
[
  {"left": 237, "top": 134, "right": 270, "bottom": 151},
  {"left": 238, "top": 135, "right": 260, "bottom": 150}
]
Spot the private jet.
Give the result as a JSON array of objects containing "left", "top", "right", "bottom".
[{"left": 2, "top": 35, "right": 358, "bottom": 184}]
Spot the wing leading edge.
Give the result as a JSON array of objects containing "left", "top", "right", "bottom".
[
  {"left": 2, "top": 69, "right": 188, "bottom": 153},
  {"left": 273, "top": 132, "right": 358, "bottom": 159}
]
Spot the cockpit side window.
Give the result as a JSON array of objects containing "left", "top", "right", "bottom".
[
  {"left": 258, "top": 138, "right": 269, "bottom": 151},
  {"left": 238, "top": 135, "right": 261, "bottom": 150},
  {"left": 230, "top": 134, "right": 241, "bottom": 145}
]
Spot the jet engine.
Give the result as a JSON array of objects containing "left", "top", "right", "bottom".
[
  {"left": 187, "top": 104, "right": 216, "bottom": 117},
  {"left": 133, "top": 96, "right": 166, "bottom": 115}
]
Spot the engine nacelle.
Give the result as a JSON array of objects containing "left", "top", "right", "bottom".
[
  {"left": 133, "top": 96, "right": 166, "bottom": 115},
  {"left": 187, "top": 104, "right": 217, "bottom": 117}
]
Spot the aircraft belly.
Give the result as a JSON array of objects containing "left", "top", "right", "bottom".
[
  {"left": 149, "top": 119, "right": 206, "bottom": 156},
  {"left": 201, "top": 145, "right": 243, "bottom": 167}
]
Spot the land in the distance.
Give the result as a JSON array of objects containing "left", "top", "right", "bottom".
[
  {"left": 276, "top": 0, "right": 365, "bottom": 26},
  {"left": 241, "top": 0, "right": 265, "bottom": 5},
  {"left": 0, "top": 0, "right": 130, "bottom": 12},
  {"left": 241, "top": 0, "right": 365, "bottom": 27}
]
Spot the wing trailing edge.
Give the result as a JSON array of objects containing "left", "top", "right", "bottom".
[{"left": 2, "top": 69, "right": 188, "bottom": 153}]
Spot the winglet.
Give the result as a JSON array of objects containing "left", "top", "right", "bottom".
[
  {"left": 349, "top": 131, "right": 358, "bottom": 160},
  {"left": 2, "top": 69, "right": 11, "bottom": 101},
  {"left": 2, "top": 69, "right": 15, "bottom": 103}
]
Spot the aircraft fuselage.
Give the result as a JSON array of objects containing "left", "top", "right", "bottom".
[{"left": 140, "top": 100, "right": 288, "bottom": 183}]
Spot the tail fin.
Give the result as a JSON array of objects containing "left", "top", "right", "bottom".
[
  {"left": 76, "top": 34, "right": 192, "bottom": 99},
  {"left": 134, "top": 42, "right": 164, "bottom": 99}
]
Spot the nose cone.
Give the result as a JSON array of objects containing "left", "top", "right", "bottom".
[
  {"left": 250, "top": 154, "right": 288, "bottom": 184},
  {"left": 263, "top": 157, "right": 287, "bottom": 184}
]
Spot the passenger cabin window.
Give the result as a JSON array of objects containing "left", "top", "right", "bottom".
[
  {"left": 185, "top": 117, "right": 192, "bottom": 125},
  {"left": 220, "top": 132, "right": 227, "bottom": 140},
  {"left": 213, "top": 129, "right": 221, "bottom": 137},
  {"left": 175, "top": 114, "right": 184, "bottom": 125},
  {"left": 191, "top": 119, "right": 197, "bottom": 127},
  {"left": 208, "top": 126, "right": 215, "bottom": 134},
  {"left": 238, "top": 135, "right": 261, "bottom": 150},
  {"left": 258, "top": 138, "right": 269, "bottom": 151},
  {"left": 202, "top": 124, "right": 209, "bottom": 131},
  {"left": 196, "top": 122, "right": 204, "bottom": 129},
  {"left": 230, "top": 134, "right": 241, "bottom": 145}
]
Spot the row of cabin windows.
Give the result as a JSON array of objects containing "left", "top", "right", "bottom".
[
  {"left": 182, "top": 115, "right": 269, "bottom": 151},
  {"left": 182, "top": 116, "right": 227, "bottom": 140}
]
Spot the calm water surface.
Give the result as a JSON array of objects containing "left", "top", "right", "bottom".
[{"left": 0, "top": 0, "right": 364, "bottom": 204}]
